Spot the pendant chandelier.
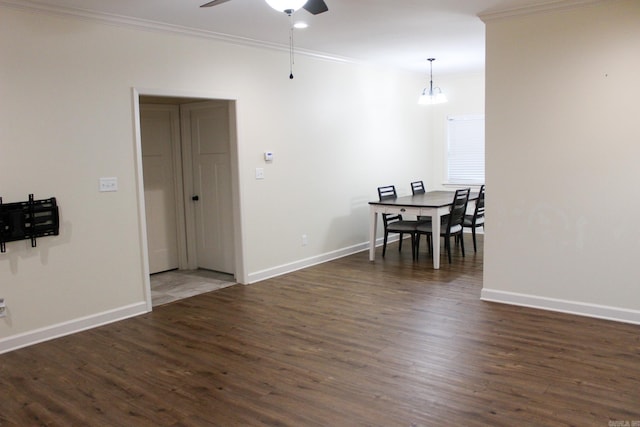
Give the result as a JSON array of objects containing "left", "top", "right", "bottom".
[{"left": 418, "top": 58, "right": 447, "bottom": 105}]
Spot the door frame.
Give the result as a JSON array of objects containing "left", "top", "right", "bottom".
[{"left": 132, "top": 88, "right": 245, "bottom": 311}]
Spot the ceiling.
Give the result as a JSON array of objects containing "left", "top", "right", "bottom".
[{"left": 8, "top": 0, "right": 551, "bottom": 74}]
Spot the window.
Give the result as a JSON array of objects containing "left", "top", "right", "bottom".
[{"left": 447, "top": 114, "right": 485, "bottom": 184}]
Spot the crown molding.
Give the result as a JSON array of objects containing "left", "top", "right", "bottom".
[
  {"left": 0, "top": 0, "right": 357, "bottom": 66},
  {"left": 478, "top": 0, "right": 606, "bottom": 22}
]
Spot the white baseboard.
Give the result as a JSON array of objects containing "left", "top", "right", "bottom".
[
  {"left": 0, "top": 302, "right": 149, "bottom": 354},
  {"left": 481, "top": 288, "right": 640, "bottom": 325},
  {"left": 247, "top": 241, "right": 374, "bottom": 284}
]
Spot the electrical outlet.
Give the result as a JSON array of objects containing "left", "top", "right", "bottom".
[
  {"left": 0, "top": 298, "right": 6, "bottom": 318},
  {"left": 302, "top": 234, "right": 308, "bottom": 246}
]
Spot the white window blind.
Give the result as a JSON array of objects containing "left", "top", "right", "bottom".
[{"left": 447, "top": 114, "right": 485, "bottom": 184}]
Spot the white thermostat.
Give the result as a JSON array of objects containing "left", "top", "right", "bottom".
[{"left": 264, "top": 151, "right": 274, "bottom": 162}]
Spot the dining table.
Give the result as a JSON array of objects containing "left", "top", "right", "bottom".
[{"left": 368, "top": 190, "right": 478, "bottom": 269}]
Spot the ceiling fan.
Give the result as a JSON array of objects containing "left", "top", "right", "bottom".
[
  {"left": 201, "top": 0, "right": 328, "bottom": 79},
  {"left": 200, "top": 0, "right": 329, "bottom": 15}
]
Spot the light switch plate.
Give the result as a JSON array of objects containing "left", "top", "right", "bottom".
[
  {"left": 255, "top": 168, "right": 265, "bottom": 180},
  {"left": 99, "top": 177, "right": 118, "bottom": 192}
]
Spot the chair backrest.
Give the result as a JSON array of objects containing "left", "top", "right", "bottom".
[
  {"left": 446, "top": 188, "right": 470, "bottom": 232},
  {"left": 411, "top": 181, "right": 426, "bottom": 195},
  {"left": 472, "top": 185, "right": 485, "bottom": 224},
  {"left": 378, "top": 185, "right": 401, "bottom": 224},
  {"left": 382, "top": 212, "right": 403, "bottom": 227},
  {"left": 377, "top": 185, "right": 397, "bottom": 201}
]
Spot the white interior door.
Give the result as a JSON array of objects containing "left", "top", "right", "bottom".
[
  {"left": 182, "top": 101, "right": 235, "bottom": 274},
  {"left": 140, "top": 104, "right": 182, "bottom": 274}
]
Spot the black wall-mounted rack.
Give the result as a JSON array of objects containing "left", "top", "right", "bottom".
[{"left": 0, "top": 194, "right": 59, "bottom": 253}]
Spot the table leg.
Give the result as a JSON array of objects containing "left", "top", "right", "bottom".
[
  {"left": 369, "top": 207, "right": 378, "bottom": 261},
  {"left": 432, "top": 212, "right": 441, "bottom": 269}
]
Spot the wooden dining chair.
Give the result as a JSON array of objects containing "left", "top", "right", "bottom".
[
  {"left": 411, "top": 180, "right": 426, "bottom": 195},
  {"left": 377, "top": 185, "right": 419, "bottom": 259},
  {"left": 415, "top": 188, "right": 470, "bottom": 263},
  {"left": 463, "top": 184, "right": 485, "bottom": 252},
  {"left": 410, "top": 180, "right": 432, "bottom": 247}
]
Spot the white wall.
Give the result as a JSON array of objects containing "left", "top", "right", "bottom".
[
  {"left": 482, "top": 0, "right": 640, "bottom": 323},
  {"left": 0, "top": 5, "right": 446, "bottom": 350},
  {"left": 426, "top": 72, "right": 485, "bottom": 190}
]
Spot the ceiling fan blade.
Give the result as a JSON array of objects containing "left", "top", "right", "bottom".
[
  {"left": 200, "top": 0, "right": 233, "bottom": 7},
  {"left": 302, "top": 0, "right": 328, "bottom": 15}
]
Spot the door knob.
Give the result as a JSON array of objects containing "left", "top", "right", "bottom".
[{"left": 192, "top": 195, "right": 199, "bottom": 201}]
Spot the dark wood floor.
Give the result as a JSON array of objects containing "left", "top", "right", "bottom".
[{"left": 1, "top": 236, "right": 639, "bottom": 426}]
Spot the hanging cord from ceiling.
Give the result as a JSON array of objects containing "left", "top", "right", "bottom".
[{"left": 287, "top": 10, "right": 295, "bottom": 79}]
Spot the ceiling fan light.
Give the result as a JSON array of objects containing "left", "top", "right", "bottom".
[{"left": 265, "top": 0, "right": 308, "bottom": 13}]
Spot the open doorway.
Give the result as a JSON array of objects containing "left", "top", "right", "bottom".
[{"left": 135, "top": 93, "right": 242, "bottom": 307}]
